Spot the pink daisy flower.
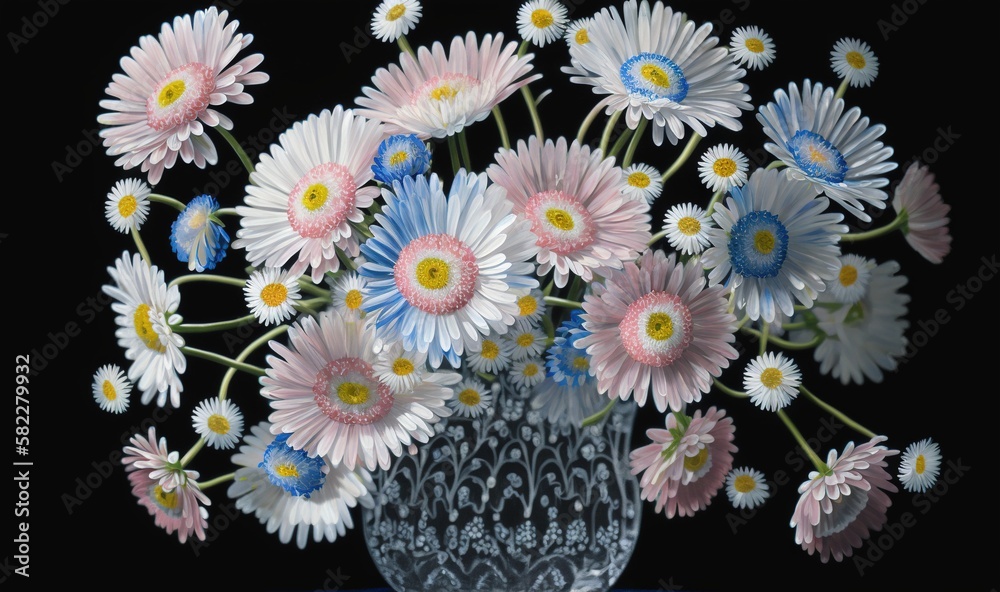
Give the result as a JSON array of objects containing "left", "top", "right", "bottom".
[
  {"left": 233, "top": 107, "right": 386, "bottom": 283},
  {"left": 97, "top": 7, "right": 268, "bottom": 185},
  {"left": 629, "top": 406, "right": 736, "bottom": 517},
  {"left": 261, "top": 309, "right": 460, "bottom": 471},
  {"left": 123, "top": 427, "right": 211, "bottom": 544},
  {"left": 577, "top": 249, "right": 739, "bottom": 413},
  {"left": 790, "top": 436, "right": 899, "bottom": 563},
  {"left": 354, "top": 31, "right": 540, "bottom": 139},
  {"left": 487, "top": 136, "right": 652, "bottom": 288},
  {"left": 891, "top": 162, "right": 952, "bottom": 264}
]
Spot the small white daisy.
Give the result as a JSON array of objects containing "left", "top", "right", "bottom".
[
  {"left": 509, "top": 357, "right": 547, "bottom": 390},
  {"left": 512, "top": 288, "right": 547, "bottom": 330},
  {"left": 191, "top": 397, "right": 244, "bottom": 450},
  {"left": 465, "top": 334, "right": 514, "bottom": 375},
  {"left": 698, "top": 143, "right": 749, "bottom": 194},
  {"left": 371, "top": 0, "right": 422, "bottom": 43},
  {"left": 92, "top": 364, "right": 132, "bottom": 414},
  {"left": 504, "top": 326, "right": 547, "bottom": 361},
  {"left": 831, "top": 37, "right": 879, "bottom": 88},
  {"left": 373, "top": 341, "right": 428, "bottom": 395},
  {"left": 244, "top": 267, "right": 302, "bottom": 327},
  {"left": 564, "top": 16, "right": 594, "bottom": 49},
  {"left": 743, "top": 351, "right": 802, "bottom": 412},
  {"left": 898, "top": 438, "right": 942, "bottom": 493},
  {"left": 330, "top": 271, "right": 368, "bottom": 321},
  {"left": 729, "top": 26, "right": 776, "bottom": 71},
  {"left": 621, "top": 163, "right": 663, "bottom": 204},
  {"left": 449, "top": 378, "right": 493, "bottom": 418},
  {"left": 105, "top": 178, "right": 151, "bottom": 234},
  {"left": 662, "top": 202, "right": 713, "bottom": 256},
  {"left": 517, "top": 0, "right": 569, "bottom": 47},
  {"left": 725, "top": 466, "right": 770, "bottom": 509},
  {"left": 826, "top": 253, "right": 874, "bottom": 305}
]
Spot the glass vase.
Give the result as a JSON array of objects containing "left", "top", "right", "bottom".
[{"left": 361, "top": 372, "right": 641, "bottom": 592}]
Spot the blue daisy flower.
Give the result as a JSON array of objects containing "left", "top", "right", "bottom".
[
  {"left": 258, "top": 433, "right": 327, "bottom": 498},
  {"left": 170, "top": 194, "right": 230, "bottom": 272},
  {"left": 371, "top": 134, "right": 431, "bottom": 186},
  {"left": 545, "top": 311, "right": 594, "bottom": 387}
]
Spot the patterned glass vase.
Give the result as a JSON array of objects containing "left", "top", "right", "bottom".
[{"left": 361, "top": 371, "right": 642, "bottom": 592}]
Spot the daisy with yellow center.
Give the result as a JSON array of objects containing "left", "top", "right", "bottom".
[
  {"left": 373, "top": 342, "right": 429, "bottom": 395},
  {"left": 725, "top": 466, "right": 770, "bottom": 509},
  {"left": 831, "top": 37, "right": 879, "bottom": 88},
  {"left": 564, "top": 17, "right": 595, "bottom": 48},
  {"left": 743, "top": 351, "right": 802, "bottom": 412},
  {"left": 662, "top": 202, "right": 714, "bottom": 256},
  {"left": 697, "top": 144, "right": 749, "bottom": 194},
  {"left": 371, "top": 0, "right": 422, "bottom": 43},
  {"left": 898, "top": 438, "right": 942, "bottom": 493},
  {"left": 191, "top": 397, "right": 245, "bottom": 450},
  {"left": 92, "top": 364, "right": 132, "bottom": 414},
  {"left": 105, "top": 178, "right": 151, "bottom": 234},
  {"left": 466, "top": 334, "right": 514, "bottom": 374},
  {"left": 510, "top": 357, "right": 546, "bottom": 390},
  {"left": 517, "top": 0, "right": 568, "bottom": 47},
  {"left": 244, "top": 267, "right": 302, "bottom": 327},
  {"left": 330, "top": 270, "right": 368, "bottom": 321},
  {"left": 826, "top": 253, "right": 874, "bottom": 304},
  {"left": 448, "top": 378, "right": 493, "bottom": 418},
  {"left": 621, "top": 163, "right": 663, "bottom": 204},
  {"left": 505, "top": 326, "right": 547, "bottom": 361},
  {"left": 729, "top": 26, "right": 776, "bottom": 71}
]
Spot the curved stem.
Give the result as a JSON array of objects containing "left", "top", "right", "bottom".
[
  {"left": 181, "top": 346, "right": 266, "bottom": 377},
  {"left": 543, "top": 296, "right": 583, "bottom": 310},
  {"left": 180, "top": 438, "right": 206, "bottom": 468},
  {"left": 213, "top": 125, "right": 255, "bottom": 175},
  {"left": 582, "top": 398, "right": 617, "bottom": 427},
  {"left": 198, "top": 472, "right": 236, "bottom": 490},
  {"left": 797, "top": 384, "right": 877, "bottom": 439},
  {"left": 741, "top": 327, "right": 824, "bottom": 350},
  {"left": 219, "top": 324, "right": 289, "bottom": 400},
  {"left": 713, "top": 378, "right": 748, "bottom": 399},
  {"left": 447, "top": 135, "right": 461, "bottom": 176},
  {"left": 599, "top": 109, "right": 622, "bottom": 156},
  {"left": 520, "top": 84, "right": 544, "bottom": 142},
  {"left": 149, "top": 193, "right": 187, "bottom": 212},
  {"left": 131, "top": 229, "right": 152, "bottom": 266},
  {"left": 397, "top": 34, "right": 415, "bottom": 57},
  {"left": 621, "top": 117, "right": 647, "bottom": 168},
  {"left": 169, "top": 274, "right": 246, "bottom": 289},
  {"left": 705, "top": 189, "right": 724, "bottom": 216},
  {"left": 174, "top": 314, "right": 257, "bottom": 334},
  {"left": 216, "top": 207, "right": 239, "bottom": 217},
  {"left": 577, "top": 101, "right": 605, "bottom": 144},
  {"left": 608, "top": 127, "right": 635, "bottom": 161},
  {"left": 661, "top": 133, "right": 702, "bottom": 183},
  {"left": 777, "top": 409, "right": 831, "bottom": 475},
  {"left": 648, "top": 228, "right": 669, "bottom": 246},
  {"left": 834, "top": 77, "right": 850, "bottom": 102},
  {"left": 841, "top": 212, "right": 907, "bottom": 242},
  {"left": 458, "top": 130, "right": 473, "bottom": 171},
  {"left": 492, "top": 106, "right": 511, "bottom": 151},
  {"left": 297, "top": 277, "right": 332, "bottom": 297}
]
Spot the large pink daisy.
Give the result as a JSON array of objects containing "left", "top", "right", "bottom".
[
  {"left": 891, "top": 162, "right": 952, "bottom": 264},
  {"left": 487, "top": 136, "right": 652, "bottom": 288},
  {"left": 261, "top": 309, "right": 460, "bottom": 471},
  {"left": 354, "top": 31, "right": 540, "bottom": 139},
  {"left": 790, "top": 436, "right": 899, "bottom": 563},
  {"left": 577, "top": 249, "right": 739, "bottom": 413},
  {"left": 629, "top": 406, "right": 736, "bottom": 517},
  {"left": 97, "top": 7, "right": 268, "bottom": 185}
]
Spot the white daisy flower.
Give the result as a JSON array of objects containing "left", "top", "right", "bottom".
[
  {"left": 729, "top": 26, "right": 775, "bottom": 71},
  {"left": 105, "top": 178, "right": 151, "bottom": 234},
  {"left": 504, "top": 325, "right": 548, "bottom": 361},
  {"left": 449, "top": 378, "right": 493, "bottom": 418},
  {"left": 373, "top": 342, "right": 429, "bottom": 395},
  {"left": 831, "top": 37, "right": 879, "bottom": 88},
  {"left": 621, "top": 163, "right": 663, "bottom": 204},
  {"left": 371, "top": 0, "right": 422, "bottom": 43},
  {"left": 698, "top": 144, "right": 749, "bottom": 194},
  {"left": 191, "top": 398, "right": 244, "bottom": 450},
  {"left": 517, "top": 0, "right": 569, "bottom": 47},
  {"left": 330, "top": 271, "right": 368, "bottom": 321},
  {"left": 509, "top": 357, "right": 547, "bottom": 390},
  {"left": 102, "top": 251, "right": 186, "bottom": 408},
  {"left": 826, "top": 253, "right": 874, "bottom": 305},
  {"left": 466, "top": 334, "right": 514, "bottom": 375},
  {"left": 662, "top": 202, "right": 714, "bottom": 256},
  {"left": 743, "top": 351, "right": 802, "bottom": 412},
  {"left": 244, "top": 267, "right": 302, "bottom": 327},
  {"left": 564, "top": 16, "right": 595, "bottom": 49},
  {"left": 92, "top": 364, "right": 132, "bottom": 414},
  {"left": 725, "top": 466, "right": 770, "bottom": 509},
  {"left": 512, "top": 287, "right": 547, "bottom": 330},
  {"left": 898, "top": 438, "right": 942, "bottom": 493}
]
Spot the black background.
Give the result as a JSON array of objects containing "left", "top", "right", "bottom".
[{"left": 6, "top": 1, "right": 998, "bottom": 591}]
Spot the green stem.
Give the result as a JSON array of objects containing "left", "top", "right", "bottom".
[
  {"left": 834, "top": 77, "right": 850, "bottom": 102},
  {"left": 181, "top": 346, "right": 266, "bottom": 376},
  {"left": 520, "top": 85, "right": 544, "bottom": 142},
  {"left": 297, "top": 278, "right": 331, "bottom": 297},
  {"left": 198, "top": 472, "right": 236, "bottom": 490},
  {"left": 216, "top": 207, "right": 239, "bottom": 217},
  {"left": 543, "top": 296, "right": 583, "bottom": 310},
  {"left": 741, "top": 327, "right": 824, "bottom": 350},
  {"left": 661, "top": 134, "right": 702, "bottom": 183},
  {"left": 608, "top": 127, "right": 635, "bottom": 161},
  {"left": 582, "top": 398, "right": 617, "bottom": 427},
  {"left": 577, "top": 101, "right": 605, "bottom": 144},
  {"left": 219, "top": 324, "right": 289, "bottom": 400},
  {"left": 599, "top": 110, "right": 622, "bottom": 156},
  {"left": 759, "top": 322, "right": 770, "bottom": 356},
  {"left": 131, "top": 229, "right": 152, "bottom": 265},
  {"left": 765, "top": 160, "right": 785, "bottom": 171},
  {"left": 777, "top": 409, "right": 831, "bottom": 474},
  {"left": 447, "top": 135, "right": 461, "bottom": 176},
  {"left": 621, "top": 118, "right": 647, "bottom": 168},
  {"left": 149, "top": 193, "right": 187, "bottom": 212},
  {"left": 397, "top": 34, "right": 415, "bottom": 57},
  {"left": 841, "top": 212, "right": 907, "bottom": 242},
  {"left": 458, "top": 130, "right": 473, "bottom": 171},
  {"left": 214, "top": 125, "right": 255, "bottom": 175},
  {"left": 180, "top": 438, "right": 205, "bottom": 468},
  {"left": 713, "top": 378, "right": 748, "bottom": 398},
  {"left": 705, "top": 189, "right": 724, "bottom": 216},
  {"left": 492, "top": 106, "right": 511, "bottom": 151},
  {"left": 169, "top": 274, "right": 246, "bottom": 289},
  {"left": 648, "top": 228, "right": 669, "bottom": 246},
  {"left": 797, "top": 384, "right": 877, "bottom": 439},
  {"left": 174, "top": 314, "right": 258, "bottom": 334}
]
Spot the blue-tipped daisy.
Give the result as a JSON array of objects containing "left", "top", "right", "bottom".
[
  {"left": 259, "top": 433, "right": 327, "bottom": 498},
  {"left": 191, "top": 397, "right": 244, "bottom": 450},
  {"left": 563, "top": 0, "right": 752, "bottom": 146},
  {"left": 831, "top": 37, "right": 879, "bottom": 88},
  {"left": 92, "top": 363, "right": 132, "bottom": 414},
  {"left": 358, "top": 170, "right": 539, "bottom": 368},
  {"left": 449, "top": 378, "right": 493, "bottom": 418},
  {"left": 517, "top": 0, "right": 569, "bottom": 47},
  {"left": 662, "top": 202, "right": 713, "bottom": 256},
  {"left": 544, "top": 312, "right": 593, "bottom": 388},
  {"left": 170, "top": 194, "right": 230, "bottom": 272},
  {"left": 729, "top": 26, "right": 775, "bottom": 71},
  {"left": 621, "top": 163, "right": 663, "bottom": 204},
  {"left": 244, "top": 267, "right": 302, "bottom": 326},
  {"left": 105, "top": 178, "right": 151, "bottom": 234},
  {"left": 697, "top": 143, "right": 749, "bottom": 194},
  {"left": 756, "top": 79, "right": 897, "bottom": 222},
  {"left": 701, "top": 168, "right": 847, "bottom": 323},
  {"left": 725, "top": 466, "right": 770, "bottom": 509},
  {"left": 898, "top": 438, "right": 942, "bottom": 493},
  {"left": 372, "top": 133, "right": 431, "bottom": 186}
]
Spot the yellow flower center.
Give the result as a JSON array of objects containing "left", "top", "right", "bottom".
[
  {"left": 154, "top": 485, "right": 179, "bottom": 509},
  {"left": 745, "top": 38, "right": 765, "bottom": 53},
  {"left": 430, "top": 84, "right": 458, "bottom": 101},
  {"left": 337, "top": 381, "right": 369, "bottom": 405},
  {"left": 546, "top": 208, "right": 575, "bottom": 231},
  {"left": 344, "top": 289, "right": 363, "bottom": 310},
  {"left": 808, "top": 146, "right": 829, "bottom": 165},
  {"left": 713, "top": 157, "right": 738, "bottom": 178},
  {"left": 645, "top": 312, "right": 673, "bottom": 341},
  {"left": 733, "top": 474, "right": 757, "bottom": 493},
  {"left": 575, "top": 29, "right": 589, "bottom": 44},
  {"left": 522, "top": 363, "right": 539, "bottom": 377},
  {"left": 187, "top": 209, "right": 207, "bottom": 229},
  {"left": 571, "top": 356, "right": 589, "bottom": 371},
  {"left": 845, "top": 50, "right": 866, "bottom": 70},
  {"left": 760, "top": 367, "right": 784, "bottom": 390},
  {"left": 754, "top": 230, "right": 775, "bottom": 254},
  {"left": 915, "top": 454, "right": 926, "bottom": 475},
  {"left": 301, "top": 183, "right": 329, "bottom": 211},
  {"left": 641, "top": 64, "right": 670, "bottom": 89},
  {"left": 389, "top": 150, "right": 409, "bottom": 166},
  {"left": 157, "top": 80, "right": 186, "bottom": 107},
  {"left": 480, "top": 340, "right": 500, "bottom": 360},
  {"left": 102, "top": 380, "right": 117, "bottom": 401},
  {"left": 677, "top": 217, "right": 701, "bottom": 236},
  {"left": 207, "top": 414, "right": 230, "bottom": 435},
  {"left": 516, "top": 333, "right": 535, "bottom": 348},
  {"left": 275, "top": 463, "right": 299, "bottom": 478},
  {"left": 838, "top": 265, "right": 858, "bottom": 287},
  {"left": 392, "top": 358, "right": 414, "bottom": 376},
  {"left": 260, "top": 283, "right": 288, "bottom": 307},
  {"left": 684, "top": 447, "right": 709, "bottom": 472},
  {"left": 386, "top": 4, "right": 406, "bottom": 21},
  {"left": 416, "top": 257, "right": 450, "bottom": 290},
  {"left": 118, "top": 195, "right": 137, "bottom": 217},
  {"left": 627, "top": 171, "right": 651, "bottom": 188},
  {"left": 517, "top": 295, "right": 538, "bottom": 316},
  {"left": 458, "top": 388, "right": 481, "bottom": 406},
  {"left": 133, "top": 303, "right": 165, "bottom": 352},
  {"left": 531, "top": 8, "right": 554, "bottom": 28}
]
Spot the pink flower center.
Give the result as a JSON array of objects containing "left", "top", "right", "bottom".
[
  {"left": 618, "top": 291, "right": 693, "bottom": 367},
  {"left": 146, "top": 63, "right": 215, "bottom": 132},
  {"left": 313, "top": 357, "right": 394, "bottom": 425},
  {"left": 287, "top": 163, "right": 357, "bottom": 239},
  {"left": 411, "top": 73, "right": 480, "bottom": 105},
  {"left": 524, "top": 190, "right": 595, "bottom": 255},
  {"left": 394, "top": 233, "right": 479, "bottom": 314}
]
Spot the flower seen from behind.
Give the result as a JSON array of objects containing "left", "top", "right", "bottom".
[
  {"left": 892, "top": 162, "right": 952, "bottom": 264},
  {"left": 170, "top": 194, "right": 230, "bottom": 272}
]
